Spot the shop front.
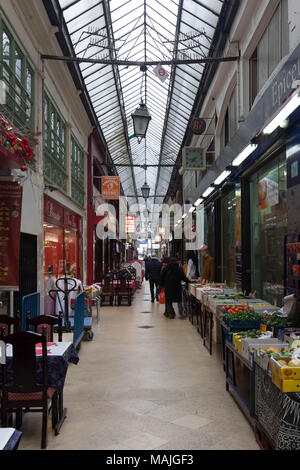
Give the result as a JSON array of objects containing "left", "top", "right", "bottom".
[
  {"left": 248, "top": 148, "right": 287, "bottom": 306},
  {"left": 43, "top": 195, "right": 82, "bottom": 314},
  {"left": 220, "top": 189, "right": 237, "bottom": 287}
]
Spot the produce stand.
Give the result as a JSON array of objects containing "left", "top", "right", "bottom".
[
  {"left": 203, "top": 305, "right": 213, "bottom": 354},
  {"left": 255, "top": 364, "right": 300, "bottom": 449},
  {"left": 183, "top": 281, "right": 300, "bottom": 448},
  {"left": 225, "top": 339, "right": 256, "bottom": 424}
]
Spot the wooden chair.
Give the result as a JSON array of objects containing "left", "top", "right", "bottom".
[
  {"left": 117, "top": 273, "right": 132, "bottom": 306},
  {"left": 101, "top": 275, "right": 114, "bottom": 306},
  {"left": 26, "top": 313, "right": 63, "bottom": 342},
  {"left": 0, "top": 314, "right": 20, "bottom": 337},
  {"left": 0, "top": 330, "right": 58, "bottom": 449}
]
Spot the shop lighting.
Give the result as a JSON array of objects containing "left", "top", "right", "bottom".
[
  {"left": 232, "top": 144, "right": 258, "bottom": 167},
  {"left": 189, "top": 206, "right": 196, "bottom": 213},
  {"left": 214, "top": 170, "right": 231, "bottom": 186},
  {"left": 177, "top": 219, "right": 182, "bottom": 224},
  {"left": 202, "top": 186, "right": 215, "bottom": 198},
  {"left": 194, "top": 198, "right": 203, "bottom": 206},
  {"left": 182, "top": 213, "right": 187, "bottom": 219},
  {"left": 262, "top": 92, "right": 300, "bottom": 135}
]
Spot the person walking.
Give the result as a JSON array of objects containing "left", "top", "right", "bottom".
[
  {"left": 160, "top": 257, "right": 189, "bottom": 319},
  {"left": 145, "top": 255, "right": 162, "bottom": 302}
]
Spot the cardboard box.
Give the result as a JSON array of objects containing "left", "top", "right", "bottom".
[
  {"left": 240, "top": 338, "right": 284, "bottom": 363},
  {"left": 252, "top": 343, "right": 289, "bottom": 370},
  {"left": 270, "top": 356, "right": 300, "bottom": 392}
]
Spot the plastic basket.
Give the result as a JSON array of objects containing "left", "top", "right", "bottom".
[{"left": 224, "top": 318, "right": 261, "bottom": 329}]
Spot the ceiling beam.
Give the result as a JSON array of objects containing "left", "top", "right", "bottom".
[{"left": 41, "top": 54, "right": 239, "bottom": 66}]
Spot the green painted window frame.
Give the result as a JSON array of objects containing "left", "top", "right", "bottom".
[
  {"left": 71, "top": 134, "right": 85, "bottom": 208},
  {"left": 43, "top": 89, "right": 67, "bottom": 193},
  {"left": 0, "top": 10, "right": 35, "bottom": 130}
]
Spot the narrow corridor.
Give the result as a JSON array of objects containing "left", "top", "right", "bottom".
[{"left": 18, "top": 284, "right": 259, "bottom": 450}]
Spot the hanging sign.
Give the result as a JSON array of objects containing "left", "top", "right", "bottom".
[
  {"left": 125, "top": 215, "right": 136, "bottom": 233},
  {"left": 190, "top": 118, "right": 206, "bottom": 135},
  {"left": 183, "top": 146, "right": 206, "bottom": 171},
  {"left": 101, "top": 176, "right": 120, "bottom": 199},
  {"left": 0, "top": 181, "right": 23, "bottom": 290},
  {"left": 153, "top": 64, "right": 169, "bottom": 83}
]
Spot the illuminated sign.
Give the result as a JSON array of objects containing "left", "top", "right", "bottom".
[{"left": 125, "top": 215, "right": 136, "bottom": 233}]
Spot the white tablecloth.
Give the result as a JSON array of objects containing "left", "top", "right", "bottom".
[{"left": 0, "top": 428, "right": 15, "bottom": 450}]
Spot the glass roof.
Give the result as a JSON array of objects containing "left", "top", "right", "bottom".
[{"left": 57, "top": 0, "right": 225, "bottom": 235}]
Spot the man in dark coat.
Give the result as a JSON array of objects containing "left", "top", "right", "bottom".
[
  {"left": 145, "top": 256, "right": 162, "bottom": 302},
  {"left": 159, "top": 257, "right": 189, "bottom": 318}
]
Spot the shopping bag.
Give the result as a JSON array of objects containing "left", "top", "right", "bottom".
[{"left": 159, "top": 288, "right": 165, "bottom": 304}]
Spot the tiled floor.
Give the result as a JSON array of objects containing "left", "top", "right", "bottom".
[{"left": 18, "top": 283, "right": 260, "bottom": 450}]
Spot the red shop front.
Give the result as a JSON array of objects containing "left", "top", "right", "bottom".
[{"left": 43, "top": 195, "right": 82, "bottom": 314}]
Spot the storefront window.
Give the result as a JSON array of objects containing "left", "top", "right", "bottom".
[
  {"left": 204, "top": 204, "right": 214, "bottom": 256},
  {"left": 250, "top": 151, "right": 287, "bottom": 305},
  {"left": 221, "top": 190, "right": 236, "bottom": 286},
  {"left": 44, "top": 224, "right": 64, "bottom": 278},
  {"left": 64, "top": 229, "right": 78, "bottom": 276},
  {"left": 44, "top": 224, "right": 64, "bottom": 315},
  {"left": 43, "top": 197, "right": 82, "bottom": 315}
]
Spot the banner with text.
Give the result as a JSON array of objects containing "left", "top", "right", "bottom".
[{"left": 0, "top": 181, "right": 23, "bottom": 290}]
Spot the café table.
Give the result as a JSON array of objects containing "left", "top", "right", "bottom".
[
  {"left": 0, "top": 428, "right": 22, "bottom": 450},
  {"left": 2, "top": 341, "right": 79, "bottom": 436}
]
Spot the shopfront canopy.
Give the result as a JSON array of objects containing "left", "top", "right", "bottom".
[{"left": 44, "top": 0, "right": 228, "bottom": 235}]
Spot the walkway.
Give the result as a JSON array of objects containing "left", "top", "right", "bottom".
[{"left": 19, "top": 283, "right": 259, "bottom": 450}]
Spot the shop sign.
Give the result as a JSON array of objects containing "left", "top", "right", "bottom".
[
  {"left": 44, "top": 196, "right": 64, "bottom": 226},
  {"left": 65, "top": 211, "right": 78, "bottom": 230},
  {"left": 102, "top": 176, "right": 120, "bottom": 199},
  {"left": 125, "top": 215, "right": 135, "bottom": 233},
  {"left": 190, "top": 118, "right": 206, "bottom": 135},
  {"left": 0, "top": 181, "right": 23, "bottom": 290},
  {"left": 261, "top": 42, "right": 300, "bottom": 127}
]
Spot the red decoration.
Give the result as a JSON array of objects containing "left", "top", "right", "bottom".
[
  {"left": 0, "top": 113, "right": 35, "bottom": 169},
  {"left": 7, "top": 133, "right": 17, "bottom": 147}
]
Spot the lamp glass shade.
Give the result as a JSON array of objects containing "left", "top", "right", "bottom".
[
  {"left": 132, "top": 103, "right": 151, "bottom": 138},
  {"left": 141, "top": 182, "right": 150, "bottom": 199}
]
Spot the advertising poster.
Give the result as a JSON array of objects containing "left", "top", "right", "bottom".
[
  {"left": 0, "top": 181, "right": 23, "bottom": 290},
  {"left": 258, "top": 169, "right": 279, "bottom": 211},
  {"left": 102, "top": 176, "right": 120, "bottom": 199}
]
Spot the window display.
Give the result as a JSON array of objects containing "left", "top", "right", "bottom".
[
  {"left": 43, "top": 196, "right": 82, "bottom": 315},
  {"left": 221, "top": 190, "right": 236, "bottom": 286},
  {"left": 250, "top": 151, "right": 287, "bottom": 306}
]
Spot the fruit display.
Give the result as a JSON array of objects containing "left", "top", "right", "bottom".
[
  {"left": 269, "top": 355, "right": 300, "bottom": 392},
  {"left": 222, "top": 305, "right": 246, "bottom": 313}
]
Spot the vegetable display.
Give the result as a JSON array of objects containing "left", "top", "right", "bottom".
[
  {"left": 222, "top": 309, "right": 263, "bottom": 322},
  {"left": 266, "top": 313, "right": 294, "bottom": 328}
]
